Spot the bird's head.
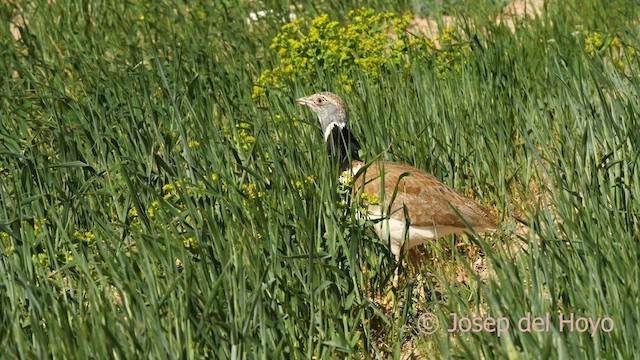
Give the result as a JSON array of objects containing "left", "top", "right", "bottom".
[
  {"left": 296, "top": 92, "right": 361, "bottom": 169},
  {"left": 296, "top": 92, "right": 348, "bottom": 135}
]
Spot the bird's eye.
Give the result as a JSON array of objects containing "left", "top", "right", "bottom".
[{"left": 315, "top": 97, "right": 325, "bottom": 104}]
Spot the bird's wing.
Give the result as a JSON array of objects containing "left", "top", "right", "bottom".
[{"left": 353, "top": 162, "right": 496, "bottom": 229}]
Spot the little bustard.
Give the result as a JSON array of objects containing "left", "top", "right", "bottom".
[{"left": 296, "top": 92, "right": 497, "bottom": 259}]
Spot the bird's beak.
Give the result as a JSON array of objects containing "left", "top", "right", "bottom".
[{"left": 296, "top": 96, "right": 312, "bottom": 106}]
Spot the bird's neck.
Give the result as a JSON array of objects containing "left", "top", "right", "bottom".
[{"left": 325, "top": 122, "right": 361, "bottom": 172}]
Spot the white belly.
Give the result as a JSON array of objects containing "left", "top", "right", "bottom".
[
  {"left": 365, "top": 206, "right": 483, "bottom": 257},
  {"left": 374, "top": 218, "right": 463, "bottom": 256}
]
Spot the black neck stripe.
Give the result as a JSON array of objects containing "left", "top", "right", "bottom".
[{"left": 327, "top": 126, "right": 361, "bottom": 171}]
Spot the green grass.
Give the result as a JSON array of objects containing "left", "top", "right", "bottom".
[{"left": 0, "top": 0, "right": 638, "bottom": 358}]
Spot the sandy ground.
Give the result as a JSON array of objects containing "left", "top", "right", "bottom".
[{"left": 410, "top": 0, "right": 544, "bottom": 39}]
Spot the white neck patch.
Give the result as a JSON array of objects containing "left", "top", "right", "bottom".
[
  {"left": 323, "top": 121, "right": 346, "bottom": 141},
  {"left": 349, "top": 162, "right": 363, "bottom": 174}
]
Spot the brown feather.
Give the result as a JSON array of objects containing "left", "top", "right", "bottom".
[{"left": 351, "top": 160, "right": 496, "bottom": 229}]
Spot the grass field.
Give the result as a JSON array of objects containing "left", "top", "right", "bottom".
[{"left": 1, "top": 0, "right": 638, "bottom": 358}]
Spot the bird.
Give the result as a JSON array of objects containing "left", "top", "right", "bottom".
[{"left": 296, "top": 92, "right": 497, "bottom": 260}]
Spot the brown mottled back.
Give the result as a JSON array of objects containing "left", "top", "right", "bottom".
[{"left": 352, "top": 161, "right": 497, "bottom": 229}]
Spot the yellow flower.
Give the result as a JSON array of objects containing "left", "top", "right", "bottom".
[
  {"left": 33, "top": 218, "right": 47, "bottom": 233},
  {"left": 162, "top": 184, "right": 174, "bottom": 193},
  {"left": 32, "top": 252, "right": 49, "bottom": 267},
  {"left": 128, "top": 207, "right": 138, "bottom": 218},
  {"left": 611, "top": 37, "right": 621, "bottom": 48},
  {"left": 361, "top": 193, "right": 380, "bottom": 206},
  {"left": 311, "top": 13, "right": 329, "bottom": 27},
  {"left": 339, "top": 171, "right": 354, "bottom": 186},
  {"left": 188, "top": 140, "right": 200, "bottom": 149},
  {"left": 584, "top": 31, "right": 604, "bottom": 56},
  {"left": 252, "top": 85, "right": 265, "bottom": 99},
  {"left": 64, "top": 251, "right": 74, "bottom": 262},
  {"left": 84, "top": 231, "right": 96, "bottom": 242},
  {"left": 236, "top": 122, "right": 251, "bottom": 130},
  {"left": 242, "top": 183, "right": 264, "bottom": 200},
  {"left": 183, "top": 237, "right": 196, "bottom": 248},
  {"left": 627, "top": 45, "right": 636, "bottom": 57},
  {"left": 254, "top": 8, "right": 446, "bottom": 97}
]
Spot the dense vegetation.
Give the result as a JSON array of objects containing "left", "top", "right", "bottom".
[{"left": 0, "top": 0, "right": 638, "bottom": 358}]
